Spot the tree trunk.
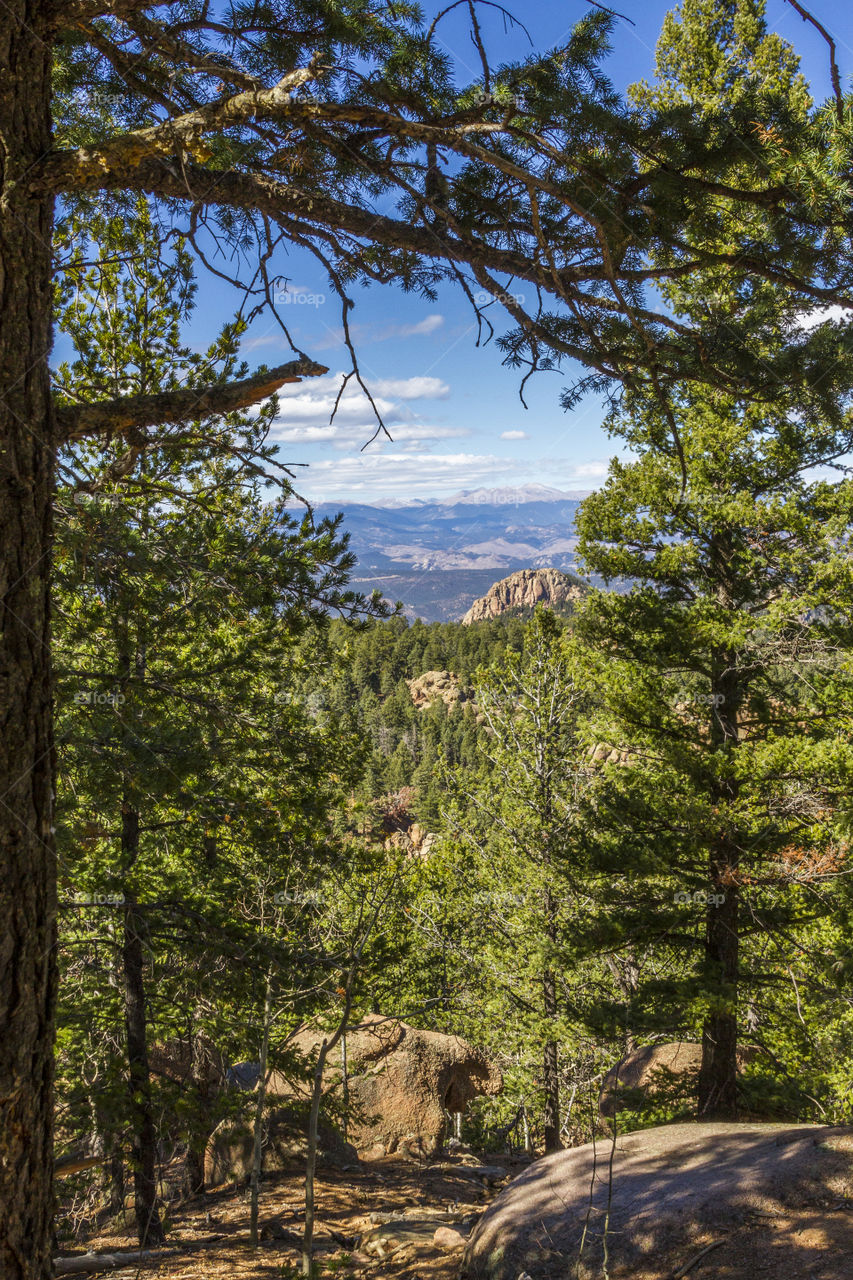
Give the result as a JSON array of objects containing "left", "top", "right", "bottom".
[
  {"left": 698, "top": 621, "right": 741, "bottom": 1118},
  {"left": 542, "top": 970, "right": 561, "bottom": 1154},
  {"left": 121, "top": 806, "right": 165, "bottom": 1247},
  {"left": 542, "top": 885, "right": 561, "bottom": 1154},
  {"left": 303, "top": 1038, "right": 330, "bottom": 1278},
  {"left": 183, "top": 1018, "right": 216, "bottom": 1198},
  {"left": 108, "top": 1150, "right": 126, "bottom": 1221},
  {"left": 249, "top": 967, "right": 273, "bottom": 1247},
  {"left": 0, "top": 2, "right": 58, "bottom": 1275},
  {"left": 540, "top": 860, "right": 560, "bottom": 1162},
  {"left": 697, "top": 877, "right": 739, "bottom": 1115}
]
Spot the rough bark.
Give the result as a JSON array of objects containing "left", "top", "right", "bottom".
[
  {"left": 121, "top": 806, "right": 165, "bottom": 1247},
  {"left": 249, "top": 968, "right": 273, "bottom": 1248},
  {"left": 697, "top": 881, "right": 740, "bottom": 1116},
  {"left": 0, "top": 2, "right": 59, "bottom": 1276}
]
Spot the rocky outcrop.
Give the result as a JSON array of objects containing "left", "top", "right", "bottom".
[
  {"left": 463, "top": 1122, "right": 853, "bottom": 1280},
  {"left": 599, "top": 1041, "right": 759, "bottom": 1117},
  {"left": 148, "top": 1034, "right": 225, "bottom": 1088},
  {"left": 460, "top": 568, "right": 584, "bottom": 624},
  {"left": 275, "top": 1015, "right": 502, "bottom": 1159},
  {"left": 205, "top": 1015, "right": 502, "bottom": 1182},
  {"left": 204, "top": 1108, "right": 356, "bottom": 1188},
  {"left": 406, "top": 670, "right": 466, "bottom": 709}
]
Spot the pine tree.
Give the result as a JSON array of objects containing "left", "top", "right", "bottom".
[
  {"left": 53, "top": 202, "right": 370, "bottom": 1241},
  {"left": 439, "top": 610, "right": 592, "bottom": 1152},
  {"left": 576, "top": 0, "right": 853, "bottom": 1118}
]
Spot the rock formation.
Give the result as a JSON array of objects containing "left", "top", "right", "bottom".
[
  {"left": 463, "top": 1122, "right": 853, "bottom": 1280},
  {"left": 205, "top": 1014, "right": 502, "bottom": 1184},
  {"left": 406, "top": 669, "right": 466, "bottom": 709},
  {"left": 460, "top": 568, "right": 584, "bottom": 624},
  {"left": 599, "top": 1041, "right": 758, "bottom": 1117}
]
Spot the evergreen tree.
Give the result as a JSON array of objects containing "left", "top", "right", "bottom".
[
  {"left": 576, "top": 0, "right": 853, "bottom": 1116},
  {"left": 53, "top": 202, "right": 369, "bottom": 1241},
  {"left": 437, "top": 610, "right": 592, "bottom": 1152}
]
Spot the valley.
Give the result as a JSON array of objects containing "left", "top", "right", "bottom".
[{"left": 297, "top": 486, "right": 588, "bottom": 620}]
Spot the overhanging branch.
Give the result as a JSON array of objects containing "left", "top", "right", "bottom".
[{"left": 55, "top": 356, "right": 327, "bottom": 444}]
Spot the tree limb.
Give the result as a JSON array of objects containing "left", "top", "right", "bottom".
[{"left": 55, "top": 357, "right": 328, "bottom": 444}]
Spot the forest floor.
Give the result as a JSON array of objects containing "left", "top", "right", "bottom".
[
  {"left": 63, "top": 1150, "right": 521, "bottom": 1280},
  {"left": 60, "top": 1139, "right": 853, "bottom": 1280}
]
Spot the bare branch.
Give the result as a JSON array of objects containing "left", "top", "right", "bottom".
[
  {"left": 784, "top": 0, "right": 845, "bottom": 123},
  {"left": 55, "top": 357, "right": 327, "bottom": 444}
]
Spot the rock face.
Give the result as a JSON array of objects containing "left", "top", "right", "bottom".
[
  {"left": 205, "top": 1015, "right": 502, "bottom": 1183},
  {"left": 204, "top": 1107, "right": 356, "bottom": 1188},
  {"left": 463, "top": 1122, "right": 853, "bottom": 1280},
  {"left": 277, "top": 1015, "right": 503, "bottom": 1159},
  {"left": 599, "top": 1041, "right": 758, "bottom": 1117},
  {"left": 148, "top": 1034, "right": 225, "bottom": 1088},
  {"left": 460, "top": 568, "right": 584, "bottom": 624},
  {"left": 406, "top": 670, "right": 466, "bottom": 709}
]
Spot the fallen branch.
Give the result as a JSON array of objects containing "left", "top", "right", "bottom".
[
  {"left": 54, "top": 1236, "right": 223, "bottom": 1275},
  {"left": 670, "top": 1239, "right": 725, "bottom": 1278},
  {"left": 55, "top": 1154, "right": 104, "bottom": 1178}
]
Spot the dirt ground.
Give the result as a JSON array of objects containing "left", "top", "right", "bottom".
[
  {"left": 58, "top": 1139, "right": 853, "bottom": 1280},
  {"left": 60, "top": 1152, "right": 522, "bottom": 1280}
]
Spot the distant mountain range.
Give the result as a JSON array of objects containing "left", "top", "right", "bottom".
[{"left": 296, "top": 486, "right": 592, "bottom": 622}]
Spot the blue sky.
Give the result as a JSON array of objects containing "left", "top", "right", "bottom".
[{"left": 192, "top": 0, "right": 852, "bottom": 505}]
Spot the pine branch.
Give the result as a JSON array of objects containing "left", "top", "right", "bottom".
[{"left": 55, "top": 357, "right": 328, "bottom": 444}]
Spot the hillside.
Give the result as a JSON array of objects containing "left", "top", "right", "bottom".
[
  {"left": 293, "top": 487, "right": 588, "bottom": 621},
  {"left": 460, "top": 568, "right": 585, "bottom": 624}
]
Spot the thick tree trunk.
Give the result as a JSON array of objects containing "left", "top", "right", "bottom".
[
  {"left": 121, "top": 806, "right": 165, "bottom": 1247},
  {"left": 0, "top": 3, "right": 58, "bottom": 1276},
  {"left": 183, "top": 1020, "right": 216, "bottom": 1197}
]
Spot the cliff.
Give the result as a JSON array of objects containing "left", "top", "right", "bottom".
[{"left": 460, "top": 568, "right": 584, "bottom": 624}]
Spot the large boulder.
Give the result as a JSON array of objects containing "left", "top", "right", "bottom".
[
  {"left": 463, "top": 1122, "right": 853, "bottom": 1280},
  {"left": 204, "top": 1108, "right": 356, "bottom": 1187},
  {"left": 205, "top": 1015, "right": 502, "bottom": 1184},
  {"left": 271, "top": 1014, "right": 503, "bottom": 1160},
  {"left": 599, "top": 1042, "right": 757, "bottom": 1117}
]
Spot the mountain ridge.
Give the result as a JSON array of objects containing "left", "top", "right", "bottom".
[{"left": 291, "top": 486, "right": 590, "bottom": 621}]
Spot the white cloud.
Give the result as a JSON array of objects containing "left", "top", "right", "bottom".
[
  {"left": 270, "top": 372, "right": 462, "bottom": 448},
  {"left": 571, "top": 460, "right": 610, "bottom": 478},
  {"left": 289, "top": 451, "right": 611, "bottom": 504},
  {"left": 296, "top": 452, "right": 523, "bottom": 502},
  {"left": 307, "top": 313, "right": 445, "bottom": 351},
  {"left": 500, "top": 429, "right": 528, "bottom": 440},
  {"left": 794, "top": 305, "right": 853, "bottom": 332},
  {"left": 395, "top": 315, "right": 444, "bottom": 338},
  {"left": 371, "top": 376, "right": 449, "bottom": 399}
]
